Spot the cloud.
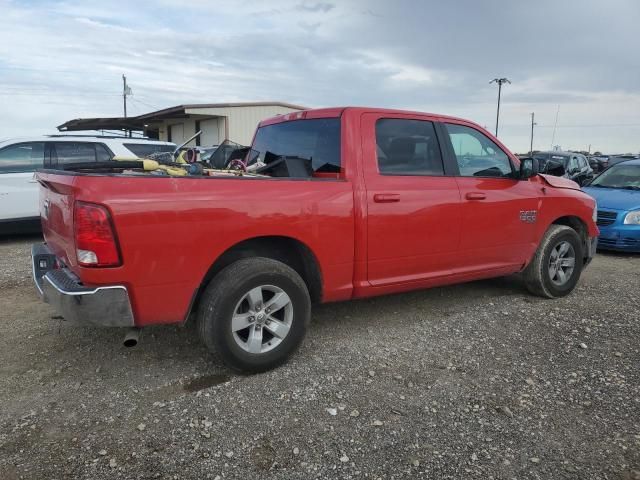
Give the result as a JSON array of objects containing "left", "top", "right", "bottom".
[
  {"left": 296, "top": 2, "right": 334, "bottom": 13},
  {"left": 0, "top": 0, "right": 638, "bottom": 153}
]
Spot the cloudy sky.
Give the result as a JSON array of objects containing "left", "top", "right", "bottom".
[{"left": 1, "top": 0, "right": 639, "bottom": 153}]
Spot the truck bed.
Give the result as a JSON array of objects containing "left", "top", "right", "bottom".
[{"left": 37, "top": 170, "right": 356, "bottom": 325}]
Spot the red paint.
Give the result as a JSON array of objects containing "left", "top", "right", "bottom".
[{"left": 38, "top": 107, "right": 598, "bottom": 327}]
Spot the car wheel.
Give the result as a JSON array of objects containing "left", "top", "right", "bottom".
[
  {"left": 523, "top": 225, "right": 584, "bottom": 298},
  {"left": 197, "top": 257, "right": 311, "bottom": 373}
]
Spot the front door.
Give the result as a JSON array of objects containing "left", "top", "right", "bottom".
[
  {"left": 439, "top": 122, "right": 539, "bottom": 273},
  {"left": 362, "top": 113, "right": 462, "bottom": 286}
]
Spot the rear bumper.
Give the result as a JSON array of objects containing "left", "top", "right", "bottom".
[{"left": 32, "top": 243, "right": 135, "bottom": 327}]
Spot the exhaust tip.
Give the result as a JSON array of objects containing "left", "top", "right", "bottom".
[{"left": 123, "top": 328, "right": 140, "bottom": 348}]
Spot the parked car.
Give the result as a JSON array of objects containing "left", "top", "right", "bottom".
[
  {"left": 588, "top": 155, "right": 610, "bottom": 173},
  {"left": 0, "top": 136, "right": 176, "bottom": 231},
  {"left": 31, "top": 107, "right": 598, "bottom": 372},
  {"left": 582, "top": 159, "right": 640, "bottom": 252},
  {"left": 607, "top": 154, "right": 640, "bottom": 168},
  {"left": 533, "top": 151, "right": 594, "bottom": 186}
]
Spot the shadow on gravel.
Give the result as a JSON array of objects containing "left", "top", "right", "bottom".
[
  {"left": 31, "top": 273, "right": 532, "bottom": 374},
  {"left": 596, "top": 249, "right": 640, "bottom": 258},
  {"left": 311, "top": 274, "right": 530, "bottom": 329}
]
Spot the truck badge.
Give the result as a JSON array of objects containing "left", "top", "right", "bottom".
[{"left": 519, "top": 210, "right": 537, "bottom": 223}]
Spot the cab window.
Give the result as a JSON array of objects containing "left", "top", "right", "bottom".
[
  {"left": 444, "top": 124, "right": 513, "bottom": 178},
  {"left": 0, "top": 142, "right": 45, "bottom": 173},
  {"left": 375, "top": 119, "right": 444, "bottom": 175}
]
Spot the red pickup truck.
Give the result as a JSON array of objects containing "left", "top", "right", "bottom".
[{"left": 32, "top": 107, "right": 598, "bottom": 372}]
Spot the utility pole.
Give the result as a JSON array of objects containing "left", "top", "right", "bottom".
[
  {"left": 550, "top": 105, "right": 560, "bottom": 150},
  {"left": 122, "top": 74, "right": 128, "bottom": 118},
  {"left": 529, "top": 112, "right": 536, "bottom": 156},
  {"left": 490, "top": 77, "right": 511, "bottom": 137},
  {"left": 122, "top": 74, "right": 132, "bottom": 137}
]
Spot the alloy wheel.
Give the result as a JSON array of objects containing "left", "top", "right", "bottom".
[
  {"left": 548, "top": 241, "right": 576, "bottom": 286},
  {"left": 231, "top": 285, "right": 293, "bottom": 354}
]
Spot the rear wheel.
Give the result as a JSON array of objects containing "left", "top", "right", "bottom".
[
  {"left": 197, "top": 257, "right": 311, "bottom": 373},
  {"left": 523, "top": 225, "right": 584, "bottom": 298}
]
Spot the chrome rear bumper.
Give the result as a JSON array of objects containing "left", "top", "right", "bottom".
[{"left": 31, "top": 243, "right": 135, "bottom": 327}]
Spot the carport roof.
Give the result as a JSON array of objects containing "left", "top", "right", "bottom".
[
  {"left": 135, "top": 102, "right": 307, "bottom": 121},
  {"left": 57, "top": 102, "right": 307, "bottom": 131},
  {"left": 57, "top": 117, "right": 146, "bottom": 132}
]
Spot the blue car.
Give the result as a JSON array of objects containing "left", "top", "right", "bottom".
[{"left": 582, "top": 159, "right": 640, "bottom": 252}]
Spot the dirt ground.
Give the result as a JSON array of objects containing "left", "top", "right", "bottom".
[{"left": 0, "top": 234, "right": 638, "bottom": 480}]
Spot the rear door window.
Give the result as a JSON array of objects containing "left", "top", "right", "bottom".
[
  {"left": 0, "top": 142, "right": 45, "bottom": 173},
  {"left": 95, "top": 144, "right": 113, "bottom": 162},
  {"left": 444, "top": 124, "right": 513, "bottom": 178},
  {"left": 375, "top": 119, "right": 444, "bottom": 175},
  {"left": 53, "top": 142, "right": 97, "bottom": 165}
]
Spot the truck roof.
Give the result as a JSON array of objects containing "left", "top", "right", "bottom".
[{"left": 258, "top": 106, "right": 487, "bottom": 131}]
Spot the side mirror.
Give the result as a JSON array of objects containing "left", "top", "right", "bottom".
[{"left": 519, "top": 157, "right": 539, "bottom": 179}]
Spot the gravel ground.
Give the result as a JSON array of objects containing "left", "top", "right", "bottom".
[{"left": 0, "top": 234, "right": 639, "bottom": 480}]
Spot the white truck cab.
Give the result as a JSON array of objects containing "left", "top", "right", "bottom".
[{"left": 0, "top": 136, "right": 175, "bottom": 230}]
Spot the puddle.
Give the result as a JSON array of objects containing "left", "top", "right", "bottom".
[{"left": 183, "top": 374, "right": 232, "bottom": 392}]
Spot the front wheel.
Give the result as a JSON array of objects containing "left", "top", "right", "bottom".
[
  {"left": 523, "top": 225, "right": 584, "bottom": 298},
  {"left": 197, "top": 257, "right": 311, "bottom": 373}
]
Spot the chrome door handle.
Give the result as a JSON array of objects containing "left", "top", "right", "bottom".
[
  {"left": 465, "top": 192, "right": 486, "bottom": 200},
  {"left": 373, "top": 193, "right": 400, "bottom": 203}
]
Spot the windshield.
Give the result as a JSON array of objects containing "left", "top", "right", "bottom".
[
  {"left": 590, "top": 163, "right": 640, "bottom": 189},
  {"left": 534, "top": 153, "right": 568, "bottom": 169},
  {"left": 250, "top": 118, "right": 341, "bottom": 173}
]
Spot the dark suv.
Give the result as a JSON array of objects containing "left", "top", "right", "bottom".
[{"left": 533, "top": 151, "right": 594, "bottom": 186}]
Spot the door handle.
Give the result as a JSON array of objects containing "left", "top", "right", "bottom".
[
  {"left": 373, "top": 193, "right": 400, "bottom": 203},
  {"left": 465, "top": 192, "right": 486, "bottom": 200}
]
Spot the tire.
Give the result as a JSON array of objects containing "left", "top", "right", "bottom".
[
  {"left": 197, "top": 257, "right": 311, "bottom": 373},
  {"left": 523, "top": 225, "right": 584, "bottom": 298}
]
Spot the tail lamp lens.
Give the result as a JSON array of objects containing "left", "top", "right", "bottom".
[{"left": 74, "top": 202, "right": 121, "bottom": 267}]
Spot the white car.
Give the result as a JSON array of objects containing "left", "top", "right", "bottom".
[{"left": 0, "top": 136, "right": 176, "bottom": 230}]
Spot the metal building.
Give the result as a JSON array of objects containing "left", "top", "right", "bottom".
[
  {"left": 58, "top": 101, "right": 305, "bottom": 146},
  {"left": 138, "top": 102, "right": 305, "bottom": 146}
]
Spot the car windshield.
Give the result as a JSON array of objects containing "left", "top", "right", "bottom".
[
  {"left": 250, "top": 118, "right": 341, "bottom": 173},
  {"left": 589, "top": 164, "right": 640, "bottom": 189},
  {"left": 534, "top": 153, "right": 568, "bottom": 170}
]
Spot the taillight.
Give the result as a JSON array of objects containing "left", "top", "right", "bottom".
[{"left": 74, "top": 202, "right": 121, "bottom": 267}]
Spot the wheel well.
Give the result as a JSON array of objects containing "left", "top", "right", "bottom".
[
  {"left": 551, "top": 216, "right": 588, "bottom": 256},
  {"left": 193, "top": 236, "right": 323, "bottom": 315}
]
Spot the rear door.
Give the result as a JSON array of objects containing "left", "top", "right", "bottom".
[
  {"left": 362, "top": 113, "right": 461, "bottom": 286},
  {"left": 440, "top": 121, "right": 539, "bottom": 272},
  {"left": 0, "top": 142, "right": 45, "bottom": 221}
]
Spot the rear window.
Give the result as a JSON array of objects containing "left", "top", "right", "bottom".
[
  {"left": 250, "top": 118, "right": 341, "bottom": 173},
  {"left": 124, "top": 143, "right": 175, "bottom": 158}
]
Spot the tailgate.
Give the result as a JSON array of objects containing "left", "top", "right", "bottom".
[{"left": 37, "top": 172, "right": 78, "bottom": 270}]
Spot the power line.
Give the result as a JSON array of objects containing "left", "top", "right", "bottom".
[{"left": 128, "top": 97, "right": 161, "bottom": 110}]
